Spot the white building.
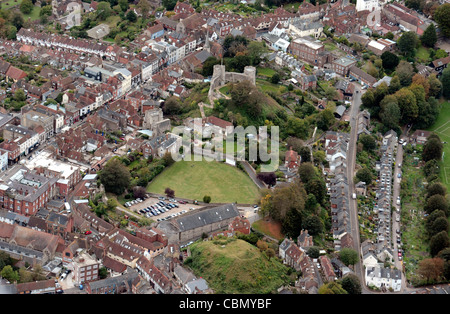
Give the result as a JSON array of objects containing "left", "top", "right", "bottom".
[
  {"left": 0, "top": 150, "right": 7, "bottom": 171},
  {"left": 356, "top": 0, "right": 380, "bottom": 12},
  {"left": 365, "top": 266, "right": 402, "bottom": 292},
  {"left": 113, "top": 68, "right": 132, "bottom": 97}
]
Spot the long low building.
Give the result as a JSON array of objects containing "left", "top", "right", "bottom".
[{"left": 159, "top": 203, "right": 241, "bottom": 243}]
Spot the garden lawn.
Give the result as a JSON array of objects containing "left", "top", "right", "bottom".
[
  {"left": 416, "top": 46, "right": 431, "bottom": 64},
  {"left": 146, "top": 159, "right": 261, "bottom": 204},
  {"left": 256, "top": 67, "right": 277, "bottom": 78},
  {"left": 1, "top": 0, "right": 23, "bottom": 9},
  {"left": 427, "top": 101, "right": 450, "bottom": 191},
  {"left": 23, "top": 5, "right": 41, "bottom": 21}
]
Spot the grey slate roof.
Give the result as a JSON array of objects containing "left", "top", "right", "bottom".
[{"left": 175, "top": 203, "right": 239, "bottom": 232}]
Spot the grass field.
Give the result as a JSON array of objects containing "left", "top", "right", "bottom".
[
  {"left": 146, "top": 159, "right": 261, "bottom": 204},
  {"left": 256, "top": 67, "right": 277, "bottom": 78},
  {"left": 185, "top": 238, "right": 293, "bottom": 293},
  {"left": 1, "top": 0, "right": 23, "bottom": 9},
  {"left": 427, "top": 101, "right": 450, "bottom": 190}
]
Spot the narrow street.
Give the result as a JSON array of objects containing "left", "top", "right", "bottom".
[
  {"left": 346, "top": 84, "right": 366, "bottom": 290},
  {"left": 392, "top": 137, "right": 407, "bottom": 292}
]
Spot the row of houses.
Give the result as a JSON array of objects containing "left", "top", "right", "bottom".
[{"left": 323, "top": 131, "right": 353, "bottom": 252}]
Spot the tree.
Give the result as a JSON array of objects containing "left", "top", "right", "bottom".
[
  {"left": 361, "top": 88, "right": 375, "bottom": 110},
  {"left": 412, "top": 74, "right": 430, "bottom": 98},
  {"left": 257, "top": 172, "right": 277, "bottom": 187},
  {"left": 163, "top": 96, "right": 182, "bottom": 115},
  {"left": 202, "top": 56, "right": 220, "bottom": 77},
  {"left": 203, "top": 195, "right": 211, "bottom": 203},
  {"left": 302, "top": 215, "right": 323, "bottom": 236},
  {"left": 358, "top": 134, "right": 376, "bottom": 151},
  {"left": 356, "top": 167, "right": 373, "bottom": 185},
  {"left": 428, "top": 74, "right": 442, "bottom": 98},
  {"left": 395, "top": 61, "right": 414, "bottom": 86},
  {"left": 305, "top": 177, "right": 326, "bottom": 205},
  {"left": 165, "top": 187, "right": 175, "bottom": 198},
  {"left": 434, "top": 3, "right": 450, "bottom": 38},
  {"left": 421, "top": 24, "right": 438, "bottom": 47},
  {"left": 340, "top": 274, "right": 362, "bottom": 294},
  {"left": 318, "top": 281, "right": 348, "bottom": 294},
  {"left": 271, "top": 73, "right": 280, "bottom": 84},
  {"left": 397, "top": 31, "right": 418, "bottom": 56},
  {"left": 394, "top": 87, "right": 418, "bottom": 123},
  {"left": 417, "top": 258, "right": 445, "bottom": 283},
  {"left": 20, "top": 0, "right": 33, "bottom": 14},
  {"left": 1, "top": 265, "right": 19, "bottom": 283},
  {"left": 118, "top": 0, "right": 129, "bottom": 11},
  {"left": 316, "top": 108, "right": 335, "bottom": 131},
  {"left": 389, "top": 75, "right": 402, "bottom": 94},
  {"left": 422, "top": 134, "right": 443, "bottom": 162},
  {"left": 298, "top": 163, "right": 316, "bottom": 184},
  {"left": 14, "top": 89, "right": 26, "bottom": 102},
  {"left": 126, "top": 10, "right": 137, "bottom": 22},
  {"left": 266, "top": 248, "right": 275, "bottom": 260},
  {"left": 10, "top": 11, "right": 24, "bottom": 31},
  {"left": 380, "top": 99, "right": 401, "bottom": 130},
  {"left": 99, "top": 158, "right": 131, "bottom": 195},
  {"left": 441, "top": 67, "right": 450, "bottom": 98},
  {"left": 424, "top": 194, "right": 448, "bottom": 215},
  {"left": 306, "top": 246, "right": 320, "bottom": 258},
  {"left": 99, "top": 266, "right": 108, "bottom": 279},
  {"left": 427, "top": 182, "right": 447, "bottom": 198},
  {"left": 430, "top": 231, "right": 450, "bottom": 256},
  {"left": 298, "top": 146, "right": 311, "bottom": 163},
  {"left": 137, "top": 0, "right": 150, "bottom": 17},
  {"left": 381, "top": 51, "right": 399, "bottom": 71},
  {"left": 256, "top": 239, "right": 268, "bottom": 252},
  {"left": 260, "top": 179, "right": 307, "bottom": 237},
  {"left": 97, "top": 2, "right": 112, "bottom": 20},
  {"left": 426, "top": 210, "right": 447, "bottom": 233},
  {"left": 162, "top": 0, "right": 178, "bottom": 10},
  {"left": 428, "top": 217, "right": 449, "bottom": 237},
  {"left": 133, "top": 186, "right": 147, "bottom": 199},
  {"left": 339, "top": 248, "right": 359, "bottom": 267}
]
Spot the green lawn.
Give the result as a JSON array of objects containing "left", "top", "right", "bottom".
[
  {"left": 256, "top": 67, "right": 277, "bottom": 78},
  {"left": 416, "top": 46, "right": 431, "bottom": 64},
  {"left": 1, "top": 0, "right": 23, "bottom": 9},
  {"left": 146, "top": 159, "right": 261, "bottom": 204},
  {"left": 256, "top": 78, "right": 285, "bottom": 95},
  {"left": 185, "top": 238, "right": 293, "bottom": 294},
  {"left": 427, "top": 101, "right": 450, "bottom": 190},
  {"left": 23, "top": 5, "right": 41, "bottom": 21}
]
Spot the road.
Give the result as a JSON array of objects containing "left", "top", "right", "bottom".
[
  {"left": 345, "top": 84, "right": 367, "bottom": 290},
  {"left": 392, "top": 137, "right": 406, "bottom": 291}
]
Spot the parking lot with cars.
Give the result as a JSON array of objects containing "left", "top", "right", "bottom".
[{"left": 124, "top": 196, "right": 202, "bottom": 222}]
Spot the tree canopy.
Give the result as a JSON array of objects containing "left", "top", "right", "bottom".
[{"left": 99, "top": 157, "right": 131, "bottom": 195}]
